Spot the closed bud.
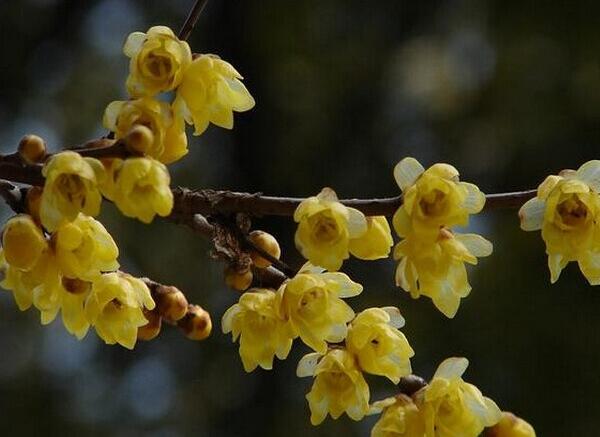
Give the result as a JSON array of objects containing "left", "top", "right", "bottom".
[
  {"left": 248, "top": 230, "right": 281, "bottom": 268},
  {"left": 486, "top": 412, "right": 536, "bottom": 437},
  {"left": 26, "top": 187, "right": 43, "bottom": 224},
  {"left": 124, "top": 125, "right": 154, "bottom": 155},
  {"left": 138, "top": 309, "right": 162, "bottom": 341},
  {"left": 224, "top": 265, "right": 253, "bottom": 291},
  {"left": 18, "top": 134, "right": 47, "bottom": 164},
  {"left": 2, "top": 214, "right": 47, "bottom": 271},
  {"left": 154, "top": 285, "right": 188, "bottom": 323},
  {"left": 178, "top": 304, "right": 212, "bottom": 341}
]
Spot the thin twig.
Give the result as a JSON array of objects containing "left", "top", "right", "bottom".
[{"left": 178, "top": 0, "right": 209, "bottom": 41}]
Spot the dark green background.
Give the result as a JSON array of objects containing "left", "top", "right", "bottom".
[{"left": 0, "top": 1, "right": 599, "bottom": 435}]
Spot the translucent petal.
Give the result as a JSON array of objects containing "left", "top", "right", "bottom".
[
  {"left": 346, "top": 207, "right": 368, "bottom": 238},
  {"left": 576, "top": 159, "right": 600, "bottom": 192},
  {"left": 393, "top": 157, "right": 425, "bottom": 191},
  {"left": 460, "top": 182, "right": 486, "bottom": 213},
  {"left": 519, "top": 198, "right": 546, "bottom": 231},
  {"left": 455, "top": 233, "right": 493, "bottom": 258},
  {"left": 381, "top": 306, "right": 405, "bottom": 328},
  {"left": 433, "top": 357, "right": 469, "bottom": 380},
  {"left": 123, "top": 32, "right": 146, "bottom": 57}
]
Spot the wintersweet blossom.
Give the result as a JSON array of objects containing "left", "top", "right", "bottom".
[
  {"left": 294, "top": 188, "right": 368, "bottom": 271},
  {"left": 53, "top": 214, "right": 119, "bottom": 281},
  {"left": 123, "top": 26, "right": 192, "bottom": 97},
  {"left": 85, "top": 272, "right": 155, "bottom": 349},
  {"left": 102, "top": 157, "right": 173, "bottom": 223},
  {"left": 519, "top": 160, "right": 600, "bottom": 284},
  {"left": 103, "top": 98, "right": 188, "bottom": 164},
  {"left": 278, "top": 262, "right": 362, "bottom": 353},
  {"left": 175, "top": 54, "right": 255, "bottom": 135},
  {"left": 369, "top": 395, "right": 426, "bottom": 437},
  {"left": 2, "top": 214, "right": 48, "bottom": 271},
  {"left": 393, "top": 157, "right": 486, "bottom": 239},
  {"left": 346, "top": 307, "right": 414, "bottom": 383},
  {"left": 416, "top": 357, "right": 501, "bottom": 437},
  {"left": 297, "top": 349, "right": 370, "bottom": 425},
  {"left": 40, "top": 151, "right": 105, "bottom": 231},
  {"left": 487, "top": 412, "right": 536, "bottom": 437},
  {"left": 222, "top": 289, "right": 293, "bottom": 372},
  {"left": 347, "top": 216, "right": 393, "bottom": 261}
]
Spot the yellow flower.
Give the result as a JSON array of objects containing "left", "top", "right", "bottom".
[
  {"left": 487, "top": 412, "right": 536, "bottom": 437},
  {"left": 102, "top": 157, "right": 173, "bottom": 223},
  {"left": 394, "top": 229, "right": 492, "bottom": 318},
  {"left": 85, "top": 272, "right": 155, "bottom": 349},
  {"left": 53, "top": 214, "right": 119, "bottom": 281},
  {"left": 294, "top": 188, "right": 368, "bottom": 271},
  {"left": 297, "top": 349, "right": 370, "bottom": 425},
  {"left": 278, "top": 262, "right": 362, "bottom": 353},
  {"left": 174, "top": 54, "right": 255, "bottom": 136},
  {"left": 103, "top": 97, "right": 188, "bottom": 164},
  {"left": 222, "top": 289, "right": 293, "bottom": 372},
  {"left": 519, "top": 160, "right": 600, "bottom": 284},
  {"left": 40, "top": 151, "right": 105, "bottom": 231},
  {"left": 123, "top": 26, "right": 192, "bottom": 97},
  {"left": 393, "top": 157, "right": 486, "bottom": 239},
  {"left": 2, "top": 214, "right": 48, "bottom": 271},
  {"left": 417, "top": 357, "right": 501, "bottom": 437},
  {"left": 0, "top": 248, "right": 45, "bottom": 311},
  {"left": 346, "top": 307, "right": 414, "bottom": 383},
  {"left": 348, "top": 216, "right": 393, "bottom": 260},
  {"left": 369, "top": 395, "right": 426, "bottom": 437}
]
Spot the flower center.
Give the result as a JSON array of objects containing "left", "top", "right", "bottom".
[
  {"left": 144, "top": 54, "right": 174, "bottom": 80},
  {"left": 557, "top": 196, "right": 588, "bottom": 229},
  {"left": 57, "top": 174, "right": 86, "bottom": 206},
  {"left": 312, "top": 214, "right": 340, "bottom": 243},
  {"left": 419, "top": 189, "right": 447, "bottom": 217}
]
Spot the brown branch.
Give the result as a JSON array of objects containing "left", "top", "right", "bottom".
[{"left": 178, "top": 0, "right": 209, "bottom": 41}]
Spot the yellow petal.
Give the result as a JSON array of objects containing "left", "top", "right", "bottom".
[{"left": 394, "top": 157, "right": 425, "bottom": 191}]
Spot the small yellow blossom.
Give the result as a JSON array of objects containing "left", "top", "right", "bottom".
[
  {"left": 519, "top": 160, "right": 600, "bottom": 284},
  {"left": 417, "top": 357, "right": 501, "bottom": 437},
  {"left": 393, "top": 157, "right": 485, "bottom": 239},
  {"left": 369, "top": 395, "right": 426, "bottom": 437},
  {"left": 102, "top": 157, "right": 173, "bottom": 223},
  {"left": 348, "top": 216, "right": 393, "bottom": 260},
  {"left": 346, "top": 307, "right": 414, "bottom": 383},
  {"left": 278, "top": 262, "right": 362, "bottom": 353},
  {"left": 222, "top": 289, "right": 293, "bottom": 372},
  {"left": 0, "top": 248, "right": 47, "bottom": 311},
  {"left": 53, "top": 214, "right": 119, "bottom": 281},
  {"left": 294, "top": 188, "right": 368, "bottom": 271},
  {"left": 174, "top": 54, "right": 255, "bottom": 136},
  {"left": 2, "top": 214, "right": 48, "bottom": 271},
  {"left": 85, "top": 272, "right": 155, "bottom": 349},
  {"left": 123, "top": 26, "right": 192, "bottom": 97},
  {"left": 394, "top": 229, "right": 492, "bottom": 318},
  {"left": 487, "top": 412, "right": 536, "bottom": 437},
  {"left": 297, "top": 349, "right": 370, "bottom": 425},
  {"left": 40, "top": 151, "right": 105, "bottom": 231},
  {"left": 103, "top": 97, "right": 188, "bottom": 164}
]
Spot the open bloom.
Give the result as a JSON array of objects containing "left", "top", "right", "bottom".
[
  {"left": 393, "top": 157, "right": 485, "bottom": 239},
  {"left": 85, "top": 272, "right": 155, "bottom": 349},
  {"left": 346, "top": 307, "right": 414, "bottom": 383},
  {"left": 294, "top": 188, "right": 368, "bottom": 271},
  {"left": 103, "top": 97, "right": 188, "bottom": 164},
  {"left": 174, "top": 54, "right": 255, "bottom": 135},
  {"left": 0, "top": 248, "right": 50, "bottom": 311},
  {"left": 222, "top": 289, "right": 293, "bottom": 372},
  {"left": 394, "top": 229, "right": 492, "bottom": 318},
  {"left": 297, "top": 349, "right": 370, "bottom": 425},
  {"left": 369, "top": 395, "right": 426, "bottom": 437},
  {"left": 348, "top": 216, "right": 393, "bottom": 261},
  {"left": 519, "top": 160, "right": 600, "bottom": 284},
  {"left": 40, "top": 151, "right": 105, "bottom": 231},
  {"left": 102, "top": 157, "right": 173, "bottom": 223},
  {"left": 2, "top": 214, "right": 48, "bottom": 271},
  {"left": 278, "top": 262, "right": 362, "bottom": 353},
  {"left": 416, "top": 357, "right": 501, "bottom": 437},
  {"left": 487, "top": 412, "right": 536, "bottom": 437},
  {"left": 124, "top": 26, "right": 192, "bottom": 97},
  {"left": 53, "top": 214, "right": 119, "bottom": 281}
]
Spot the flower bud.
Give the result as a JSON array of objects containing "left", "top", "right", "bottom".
[
  {"left": 124, "top": 125, "right": 154, "bottom": 155},
  {"left": 486, "top": 412, "right": 536, "bottom": 437},
  {"left": 138, "top": 309, "right": 162, "bottom": 341},
  {"left": 178, "top": 304, "right": 212, "bottom": 341},
  {"left": 2, "top": 214, "right": 47, "bottom": 271},
  {"left": 154, "top": 285, "right": 188, "bottom": 323},
  {"left": 26, "top": 187, "right": 43, "bottom": 224},
  {"left": 18, "top": 134, "right": 47, "bottom": 164},
  {"left": 224, "top": 265, "right": 253, "bottom": 291},
  {"left": 248, "top": 230, "right": 281, "bottom": 268}
]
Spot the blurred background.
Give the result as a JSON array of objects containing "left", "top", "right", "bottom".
[{"left": 0, "top": 0, "right": 599, "bottom": 435}]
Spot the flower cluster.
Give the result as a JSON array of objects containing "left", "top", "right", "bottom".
[
  {"left": 392, "top": 157, "right": 492, "bottom": 317},
  {"left": 369, "top": 357, "right": 504, "bottom": 437},
  {"left": 519, "top": 160, "right": 600, "bottom": 284},
  {"left": 294, "top": 187, "right": 393, "bottom": 271}
]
